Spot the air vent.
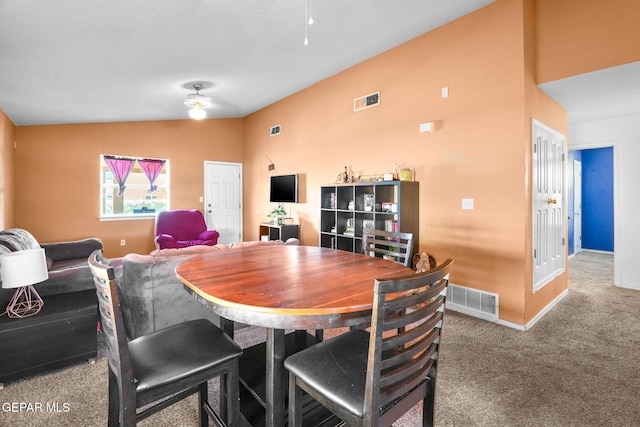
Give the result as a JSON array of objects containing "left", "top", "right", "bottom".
[
  {"left": 354, "top": 91, "right": 380, "bottom": 112},
  {"left": 270, "top": 125, "right": 281, "bottom": 136},
  {"left": 447, "top": 284, "right": 499, "bottom": 319}
]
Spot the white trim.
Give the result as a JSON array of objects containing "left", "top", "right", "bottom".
[
  {"left": 99, "top": 154, "right": 170, "bottom": 218},
  {"left": 524, "top": 289, "right": 569, "bottom": 331},
  {"left": 531, "top": 119, "right": 566, "bottom": 293},
  {"left": 446, "top": 284, "right": 569, "bottom": 331},
  {"left": 532, "top": 118, "right": 565, "bottom": 140},
  {"left": 580, "top": 249, "right": 614, "bottom": 255},
  {"left": 615, "top": 282, "right": 640, "bottom": 291},
  {"left": 99, "top": 215, "right": 154, "bottom": 221}
]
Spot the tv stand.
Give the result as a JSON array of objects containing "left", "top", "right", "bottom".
[{"left": 259, "top": 223, "right": 299, "bottom": 242}]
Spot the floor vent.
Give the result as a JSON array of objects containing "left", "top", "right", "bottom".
[{"left": 447, "top": 284, "right": 499, "bottom": 318}]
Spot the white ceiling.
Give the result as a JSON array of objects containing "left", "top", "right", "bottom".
[
  {"left": 1, "top": 1, "right": 637, "bottom": 127},
  {"left": 0, "top": 0, "right": 494, "bottom": 126},
  {"left": 538, "top": 61, "right": 640, "bottom": 124}
]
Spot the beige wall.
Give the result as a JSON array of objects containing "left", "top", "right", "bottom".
[
  {"left": 243, "top": 0, "right": 567, "bottom": 326},
  {"left": 0, "top": 109, "right": 15, "bottom": 229},
  {"left": 536, "top": 0, "right": 640, "bottom": 83},
  {"left": 15, "top": 119, "right": 243, "bottom": 258}
]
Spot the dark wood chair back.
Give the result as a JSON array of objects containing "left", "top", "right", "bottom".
[
  {"left": 363, "top": 229, "right": 414, "bottom": 267},
  {"left": 88, "top": 249, "right": 242, "bottom": 426},
  {"left": 368, "top": 258, "right": 452, "bottom": 426},
  {"left": 285, "top": 258, "right": 453, "bottom": 427},
  {"left": 88, "top": 250, "right": 132, "bottom": 407}
]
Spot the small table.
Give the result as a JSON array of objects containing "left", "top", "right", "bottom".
[
  {"left": 258, "top": 222, "right": 299, "bottom": 242},
  {"left": 176, "top": 245, "right": 413, "bottom": 427}
]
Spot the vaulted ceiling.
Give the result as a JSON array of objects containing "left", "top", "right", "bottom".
[{"left": 1, "top": 1, "right": 638, "bottom": 126}]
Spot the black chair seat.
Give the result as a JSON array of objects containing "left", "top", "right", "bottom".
[
  {"left": 286, "top": 259, "right": 453, "bottom": 427},
  {"left": 88, "top": 249, "right": 242, "bottom": 426},
  {"left": 285, "top": 328, "right": 370, "bottom": 418},
  {"left": 130, "top": 319, "right": 242, "bottom": 397}
]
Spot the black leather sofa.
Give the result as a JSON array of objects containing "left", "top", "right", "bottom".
[{"left": 0, "top": 228, "right": 105, "bottom": 384}]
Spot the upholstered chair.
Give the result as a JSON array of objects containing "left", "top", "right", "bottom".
[{"left": 154, "top": 210, "right": 219, "bottom": 250}]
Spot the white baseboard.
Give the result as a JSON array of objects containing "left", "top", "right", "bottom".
[
  {"left": 446, "top": 286, "right": 569, "bottom": 331},
  {"left": 578, "top": 249, "right": 614, "bottom": 255},
  {"left": 524, "top": 289, "right": 569, "bottom": 330}
]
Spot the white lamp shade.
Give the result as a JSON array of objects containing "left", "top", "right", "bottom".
[{"left": 0, "top": 248, "right": 49, "bottom": 289}]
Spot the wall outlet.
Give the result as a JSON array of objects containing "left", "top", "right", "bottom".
[
  {"left": 120, "top": 239, "right": 126, "bottom": 246},
  {"left": 462, "top": 198, "right": 474, "bottom": 210}
]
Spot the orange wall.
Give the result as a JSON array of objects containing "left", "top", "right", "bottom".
[
  {"left": 10, "top": 0, "right": 607, "bottom": 326},
  {"left": 0, "top": 109, "right": 16, "bottom": 229},
  {"left": 15, "top": 119, "right": 243, "bottom": 257},
  {"left": 536, "top": 0, "right": 640, "bottom": 83},
  {"left": 243, "top": 0, "right": 567, "bottom": 326}
]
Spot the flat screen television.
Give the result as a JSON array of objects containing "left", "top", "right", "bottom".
[{"left": 270, "top": 174, "right": 298, "bottom": 203}]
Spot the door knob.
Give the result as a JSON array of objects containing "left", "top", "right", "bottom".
[{"left": 547, "top": 198, "right": 557, "bottom": 205}]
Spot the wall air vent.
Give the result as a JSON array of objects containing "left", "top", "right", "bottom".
[
  {"left": 447, "top": 284, "right": 499, "bottom": 319},
  {"left": 354, "top": 91, "right": 380, "bottom": 112},
  {"left": 270, "top": 125, "right": 281, "bottom": 136}
]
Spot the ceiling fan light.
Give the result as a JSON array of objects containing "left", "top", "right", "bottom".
[
  {"left": 189, "top": 106, "right": 206, "bottom": 120},
  {"left": 184, "top": 83, "right": 209, "bottom": 119}
]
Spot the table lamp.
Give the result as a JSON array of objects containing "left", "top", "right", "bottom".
[{"left": 1, "top": 248, "right": 49, "bottom": 318}]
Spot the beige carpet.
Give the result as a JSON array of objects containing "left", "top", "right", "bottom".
[{"left": 2, "top": 251, "right": 638, "bottom": 426}]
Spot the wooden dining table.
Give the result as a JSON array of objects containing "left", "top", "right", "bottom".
[{"left": 175, "top": 244, "right": 414, "bottom": 427}]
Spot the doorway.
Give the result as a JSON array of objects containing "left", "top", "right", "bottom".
[
  {"left": 204, "top": 161, "right": 243, "bottom": 245},
  {"left": 573, "top": 160, "right": 582, "bottom": 254},
  {"left": 568, "top": 147, "right": 614, "bottom": 256}
]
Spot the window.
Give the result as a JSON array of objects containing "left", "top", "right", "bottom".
[{"left": 100, "top": 154, "right": 170, "bottom": 219}]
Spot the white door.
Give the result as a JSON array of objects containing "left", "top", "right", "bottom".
[
  {"left": 532, "top": 119, "right": 565, "bottom": 292},
  {"left": 204, "top": 161, "right": 242, "bottom": 245},
  {"left": 573, "top": 160, "right": 582, "bottom": 254}
]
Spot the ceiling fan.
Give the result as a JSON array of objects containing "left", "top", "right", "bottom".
[{"left": 183, "top": 84, "right": 211, "bottom": 120}]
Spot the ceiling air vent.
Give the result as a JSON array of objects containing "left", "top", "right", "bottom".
[
  {"left": 270, "top": 125, "right": 281, "bottom": 136},
  {"left": 354, "top": 91, "right": 380, "bottom": 112}
]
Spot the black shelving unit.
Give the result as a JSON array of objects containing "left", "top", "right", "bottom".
[{"left": 319, "top": 181, "right": 419, "bottom": 256}]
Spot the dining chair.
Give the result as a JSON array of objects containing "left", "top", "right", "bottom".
[
  {"left": 362, "top": 229, "right": 414, "bottom": 267},
  {"left": 285, "top": 258, "right": 453, "bottom": 427},
  {"left": 88, "top": 250, "right": 243, "bottom": 427}
]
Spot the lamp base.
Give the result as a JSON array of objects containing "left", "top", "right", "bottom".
[{"left": 6, "top": 285, "right": 44, "bottom": 318}]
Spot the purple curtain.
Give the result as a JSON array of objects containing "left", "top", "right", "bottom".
[
  {"left": 138, "top": 158, "right": 166, "bottom": 193},
  {"left": 104, "top": 155, "right": 135, "bottom": 196}
]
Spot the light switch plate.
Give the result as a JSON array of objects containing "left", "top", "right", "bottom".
[{"left": 462, "top": 198, "right": 474, "bottom": 210}]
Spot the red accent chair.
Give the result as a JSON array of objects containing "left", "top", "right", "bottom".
[{"left": 154, "top": 210, "right": 220, "bottom": 250}]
